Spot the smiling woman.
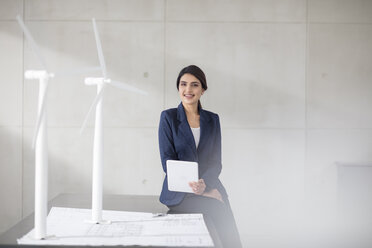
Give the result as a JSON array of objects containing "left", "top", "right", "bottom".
[
  {"left": 177, "top": 65, "right": 207, "bottom": 112},
  {"left": 158, "top": 65, "right": 242, "bottom": 247}
]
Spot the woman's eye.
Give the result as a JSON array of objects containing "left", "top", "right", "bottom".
[{"left": 192, "top": 83, "right": 199, "bottom": 87}]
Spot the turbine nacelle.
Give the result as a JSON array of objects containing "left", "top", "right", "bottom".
[
  {"left": 84, "top": 77, "right": 111, "bottom": 86},
  {"left": 25, "top": 70, "right": 55, "bottom": 80}
]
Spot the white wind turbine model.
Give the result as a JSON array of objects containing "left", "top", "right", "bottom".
[
  {"left": 80, "top": 18, "right": 147, "bottom": 224},
  {"left": 16, "top": 15, "right": 53, "bottom": 240}
]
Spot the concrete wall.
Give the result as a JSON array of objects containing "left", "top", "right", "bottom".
[{"left": 1, "top": 0, "right": 372, "bottom": 247}]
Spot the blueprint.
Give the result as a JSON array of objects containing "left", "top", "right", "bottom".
[{"left": 18, "top": 207, "right": 213, "bottom": 246}]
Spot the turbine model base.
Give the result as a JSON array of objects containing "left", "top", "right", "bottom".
[
  {"left": 85, "top": 219, "right": 111, "bottom": 225},
  {"left": 29, "top": 234, "right": 56, "bottom": 241}
]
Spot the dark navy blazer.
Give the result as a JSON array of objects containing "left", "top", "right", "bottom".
[{"left": 158, "top": 103, "right": 228, "bottom": 206}]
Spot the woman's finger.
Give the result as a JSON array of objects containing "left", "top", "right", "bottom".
[{"left": 189, "top": 181, "right": 197, "bottom": 188}]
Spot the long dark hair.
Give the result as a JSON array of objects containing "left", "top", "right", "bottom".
[{"left": 176, "top": 65, "right": 208, "bottom": 109}]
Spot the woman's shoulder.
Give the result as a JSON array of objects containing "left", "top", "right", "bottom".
[
  {"left": 201, "top": 108, "right": 219, "bottom": 120},
  {"left": 160, "top": 107, "right": 178, "bottom": 119}
]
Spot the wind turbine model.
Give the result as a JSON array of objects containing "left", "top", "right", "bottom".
[
  {"left": 16, "top": 15, "right": 54, "bottom": 240},
  {"left": 80, "top": 18, "right": 147, "bottom": 224}
]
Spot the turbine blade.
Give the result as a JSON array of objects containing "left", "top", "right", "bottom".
[
  {"left": 54, "top": 66, "right": 101, "bottom": 77},
  {"left": 92, "top": 18, "right": 107, "bottom": 78},
  {"left": 80, "top": 84, "right": 106, "bottom": 134},
  {"left": 109, "top": 80, "right": 148, "bottom": 95},
  {"left": 16, "top": 15, "right": 48, "bottom": 71},
  {"left": 32, "top": 82, "right": 49, "bottom": 149}
]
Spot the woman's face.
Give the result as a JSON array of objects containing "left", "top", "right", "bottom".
[{"left": 178, "top": 73, "right": 204, "bottom": 107}]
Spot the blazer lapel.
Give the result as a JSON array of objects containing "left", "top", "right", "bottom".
[{"left": 177, "top": 103, "right": 198, "bottom": 156}]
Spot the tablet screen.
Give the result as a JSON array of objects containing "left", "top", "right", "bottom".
[{"left": 166, "top": 160, "right": 198, "bottom": 193}]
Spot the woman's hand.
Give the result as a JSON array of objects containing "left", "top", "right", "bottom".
[
  {"left": 189, "top": 179, "right": 206, "bottom": 195},
  {"left": 203, "top": 188, "right": 223, "bottom": 203}
]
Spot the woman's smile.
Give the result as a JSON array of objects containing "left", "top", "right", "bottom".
[
  {"left": 184, "top": 93, "right": 195, "bottom": 98},
  {"left": 178, "top": 73, "right": 204, "bottom": 106}
]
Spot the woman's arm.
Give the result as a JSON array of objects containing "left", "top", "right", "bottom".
[
  {"left": 191, "top": 114, "right": 224, "bottom": 202},
  {"left": 158, "top": 111, "right": 178, "bottom": 173},
  {"left": 200, "top": 114, "right": 222, "bottom": 191}
]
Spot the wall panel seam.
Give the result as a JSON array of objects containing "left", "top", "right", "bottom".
[
  {"left": 163, "top": 0, "right": 167, "bottom": 110},
  {"left": 21, "top": 0, "right": 25, "bottom": 220},
  {"left": 20, "top": 20, "right": 164, "bottom": 23}
]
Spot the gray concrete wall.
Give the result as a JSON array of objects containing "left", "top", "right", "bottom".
[{"left": 1, "top": 0, "right": 372, "bottom": 247}]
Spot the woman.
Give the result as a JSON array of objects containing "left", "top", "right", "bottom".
[{"left": 158, "top": 65, "right": 242, "bottom": 247}]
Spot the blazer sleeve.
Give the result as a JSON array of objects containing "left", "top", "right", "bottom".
[
  {"left": 201, "top": 114, "right": 222, "bottom": 190},
  {"left": 158, "top": 111, "right": 178, "bottom": 173}
]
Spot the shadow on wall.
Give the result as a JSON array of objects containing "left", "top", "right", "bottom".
[
  {"left": 0, "top": 127, "right": 22, "bottom": 234},
  {"left": 21, "top": 127, "right": 93, "bottom": 218}
]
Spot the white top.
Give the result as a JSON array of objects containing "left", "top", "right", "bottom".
[{"left": 191, "top": 127, "right": 201, "bottom": 149}]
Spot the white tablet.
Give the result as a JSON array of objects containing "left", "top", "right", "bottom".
[{"left": 166, "top": 160, "right": 198, "bottom": 193}]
